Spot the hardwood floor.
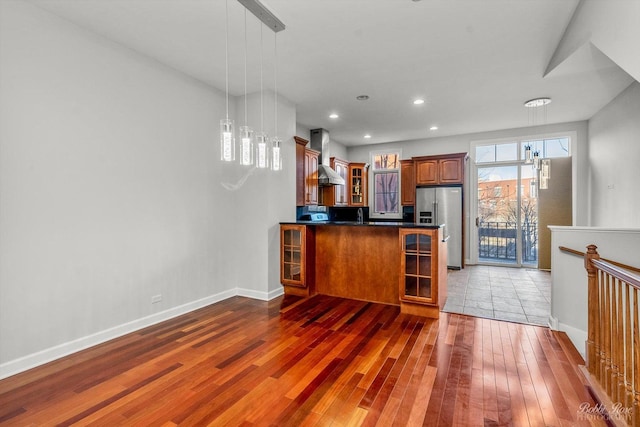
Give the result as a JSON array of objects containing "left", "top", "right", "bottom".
[{"left": 0, "top": 295, "right": 605, "bottom": 426}]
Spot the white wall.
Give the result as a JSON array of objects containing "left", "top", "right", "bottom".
[
  {"left": 589, "top": 82, "right": 640, "bottom": 227},
  {"left": 0, "top": 1, "right": 295, "bottom": 378}
]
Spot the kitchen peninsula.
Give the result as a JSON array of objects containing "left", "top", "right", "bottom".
[{"left": 280, "top": 221, "right": 448, "bottom": 318}]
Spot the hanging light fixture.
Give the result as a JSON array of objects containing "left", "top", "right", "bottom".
[
  {"left": 222, "top": 0, "right": 285, "bottom": 170},
  {"left": 271, "top": 30, "right": 282, "bottom": 171},
  {"left": 255, "top": 22, "right": 270, "bottom": 169},
  {"left": 220, "top": 0, "right": 236, "bottom": 162},
  {"left": 524, "top": 144, "right": 532, "bottom": 164},
  {"left": 532, "top": 149, "right": 541, "bottom": 170},
  {"left": 524, "top": 98, "right": 551, "bottom": 170},
  {"left": 239, "top": 8, "right": 254, "bottom": 166}
]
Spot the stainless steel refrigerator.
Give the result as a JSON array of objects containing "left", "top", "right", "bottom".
[{"left": 415, "top": 186, "right": 463, "bottom": 269}]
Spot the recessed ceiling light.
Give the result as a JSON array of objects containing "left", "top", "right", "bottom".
[
  {"left": 356, "top": 95, "right": 370, "bottom": 101},
  {"left": 413, "top": 99, "right": 425, "bottom": 105},
  {"left": 329, "top": 113, "right": 339, "bottom": 119},
  {"left": 430, "top": 126, "right": 438, "bottom": 131},
  {"left": 524, "top": 98, "right": 551, "bottom": 108},
  {"left": 364, "top": 134, "right": 372, "bottom": 139}
]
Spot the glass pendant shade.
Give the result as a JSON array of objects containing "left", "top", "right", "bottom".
[
  {"left": 540, "top": 159, "right": 551, "bottom": 179},
  {"left": 255, "top": 132, "right": 270, "bottom": 169},
  {"left": 239, "top": 125, "right": 254, "bottom": 166},
  {"left": 532, "top": 151, "right": 540, "bottom": 170},
  {"left": 271, "top": 137, "right": 282, "bottom": 171},
  {"left": 530, "top": 179, "right": 538, "bottom": 198},
  {"left": 524, "top": 145, "right": 532, "bottom": 164},
  {"left": 220, "top": 118, "right": 235, "bottom": 162}
]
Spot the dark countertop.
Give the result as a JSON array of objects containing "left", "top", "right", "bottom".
[{"left": 280, "top": 221, "right": 444, "bottom": 229}]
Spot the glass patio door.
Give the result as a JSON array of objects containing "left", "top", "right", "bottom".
[{"left": 476, "top": 164, "right": 538, "bottom": 267}]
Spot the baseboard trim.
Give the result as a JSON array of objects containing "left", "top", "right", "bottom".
[
  {"left": 0, "top": 287, "right": 283, "bottom": 380},
  {"left": 557, "top": 321, "right": 587, "bottom": 359},
  {"left": 237, "top": 286, "right": 284, "bottom": 301}
]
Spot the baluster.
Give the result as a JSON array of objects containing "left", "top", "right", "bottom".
[
  {"left": 585, "top": 244, "right": 600, "bottom": 377},
  {"left": 615, "top": 279, "right": 625, "bottom": 407},
  {"left": 634, "top": 288, "right": 640, "bottom": 426},
  {"left": 603, "top": 271, "right": 612, "bottom": 394},
  {"left": 612, "top": 277, "right": 621, "bottom": 403},
  {"left": 625, "top": 285, "right": 634, "bottom": 417}
]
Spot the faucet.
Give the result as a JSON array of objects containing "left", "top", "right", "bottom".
[{"left": 357, "top": 208, "right": 364, "bottom": 223}]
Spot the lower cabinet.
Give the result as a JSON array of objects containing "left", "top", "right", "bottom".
[
  {"left": 399, "top": 227, "right": 447, "bottom": 317},
  {"left": 280, "top": 224, "right": 315, "bottom": 296}
]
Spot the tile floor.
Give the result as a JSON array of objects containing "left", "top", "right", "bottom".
[{"left": 442, "top": 265, "right": 551, "bottom": 326}]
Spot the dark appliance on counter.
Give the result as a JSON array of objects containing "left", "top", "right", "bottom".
[{"left": 416, "top": 186, "right": 463, "bottom": 269}]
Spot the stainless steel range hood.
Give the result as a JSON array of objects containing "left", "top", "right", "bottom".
[{"left": 310, "top": 128, "right": 345, "bottom": 186}]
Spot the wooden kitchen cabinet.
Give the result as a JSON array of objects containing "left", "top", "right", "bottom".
[
  {"left": 294, "top": 136, "right": 320, "bottom": 206},
  {"left": 348, "top": 162, "right": 368, "bottom": 206},
  {"left": 414, "top": 153, "right": 466, "bottom": 186},
  {"left": 400, "top": 159, "right": 415, "bottom": 205},
  {"left": 304, "top": 148, "right": 320, "bottom": 205},
  {"left": 295, "top": 136, "right": 307, "bottom": 206},
  {"left": 321, "top": 157, "right": 349, "bottom": 206},
  {"left": 399, "top": 227, "right": 447, "bottom": 317},
  {"left": 280, "top": 224, "right": 315, "bottom": 297}
]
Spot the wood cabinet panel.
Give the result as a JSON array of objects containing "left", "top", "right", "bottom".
[
  {"left": 348, "top": 163, "right": 368, "bottom": 206},
  {"left": 415, "top": 160, "right": 438, "bottom": 185},
  {"left": 294, "top": 136, "right": 321, "bottom": 206},
  {"left": 439, "top": 157, "right": 464, "bottom": 184},
  {"left": 280, "top": 224, "right": 315, "bottom": 297},
  {"left": 315, "top": 226, "right": 399, "bottom": 305},
  {"left": 294, "top": 137, "right": 307, "bottom": 206},
  {"left": 401, "top": 159, "right": 415, "bottom": 205},
  {"left": 414, "top": 153, "right": 466, "bottom": 186},
  {"left": 399, "top": 227, "right": 447, "bottom": 317},
  {"left": 304, "top": 148, "right": 319, "bottom": 205}
]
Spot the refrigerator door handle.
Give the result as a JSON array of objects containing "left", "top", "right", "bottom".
[
  {"left": 475, "top": 217, "right": 480, "bottom": 227},
  {"left": 433, "top": 201, "right": 438, "bottom": 224}
]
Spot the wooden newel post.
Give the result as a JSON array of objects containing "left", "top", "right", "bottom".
[{"left": 585, "top": 244, "right": 600, "bottom": 375}]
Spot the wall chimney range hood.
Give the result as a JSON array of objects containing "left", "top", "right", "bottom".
[{"left": 310, "top": 128, "right": 345, "bottom": 186}]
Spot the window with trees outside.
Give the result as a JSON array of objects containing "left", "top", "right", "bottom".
[
  {"left": 473, "top": 136, "right": 570, "bottom": 266},
  {"left": 371, "top": 151, "right": 401, "bottom": 218}
]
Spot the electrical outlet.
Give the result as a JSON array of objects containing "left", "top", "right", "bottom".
[{"left": 151, "top": 294, "right": 162, "bottom": 304}]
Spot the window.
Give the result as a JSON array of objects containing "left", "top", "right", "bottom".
[
  {"left": 371, "top": 151, "right": 401, "bottom": 218},
  {"left": 520, "top": 137, "right": 570, "bottom": 160},
  {"left": 475, "top": 136, "right": 570, "bottom": 165}
]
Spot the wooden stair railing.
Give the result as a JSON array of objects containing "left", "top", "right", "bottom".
[{"left": 560, "top": 245, "right": 640, "bottom": 426}]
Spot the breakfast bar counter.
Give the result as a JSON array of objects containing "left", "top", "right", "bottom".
[{"left": 279, "top": 221, "right": 448, "bottom": 318}]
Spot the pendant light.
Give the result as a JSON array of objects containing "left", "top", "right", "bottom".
[
  {"left": 255, "top": 22, "right": 270, "bottom": 169},
  {"left": 239, "top": 8, "right": 254, "bottom": 166},
  {"left": 271, "top": 30, "right": 282, "bottom": 171},
  {"left": 524, "top": 98, "right": 551, "bottom": 170},
  {"left": 220, "top": 0, "right": 235, "bottom": 162},
  {"left": 524, "top": 144, "right": 532, "bottom": 164}
]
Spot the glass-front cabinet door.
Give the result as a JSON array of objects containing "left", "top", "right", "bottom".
[
  {"left": 400, "top": 229, "right": 435, "bottom": 305},
  {"left": 281, "top": 225, "right": 304, "bottom": 287}
]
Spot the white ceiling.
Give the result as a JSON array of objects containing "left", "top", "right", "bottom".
[{"left": 29, "top": 0, "right": 634, "bottom": 146}]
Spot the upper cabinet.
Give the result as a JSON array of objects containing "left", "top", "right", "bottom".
[
  {"left": 400, "top": 159, "right": 415, "bottom": 206},
  {"left": 321, "top": 157, "right": 349, "bottom": 206},
  {"left": 414, "top": 153, "right": 466, "bottom": 186},
  {"left": 304, "top": 148, "right": 320, "bottom": 205},
  {"left": 294, "top": 136, "right": 319, "bottom": 206},
  {"left": 348, "top": 162, "right": 368, "bottom": 206}
]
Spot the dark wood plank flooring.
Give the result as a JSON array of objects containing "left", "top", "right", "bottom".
[{"left": 0, "top": 295, "right": 605, "bottom": 426}]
